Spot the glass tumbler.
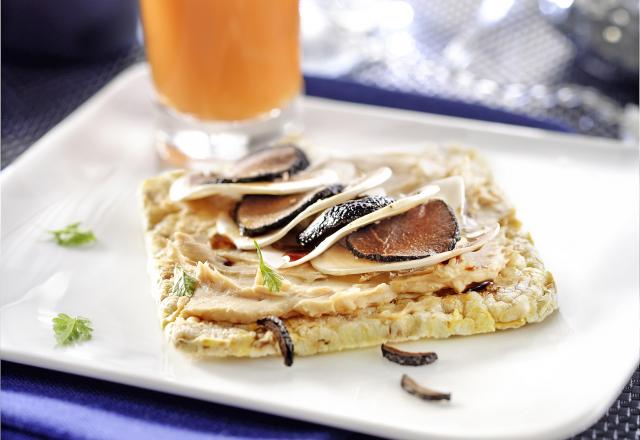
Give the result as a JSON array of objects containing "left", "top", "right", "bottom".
[{"left": 140, "top": 0, "right": 302, "bottom": 164}]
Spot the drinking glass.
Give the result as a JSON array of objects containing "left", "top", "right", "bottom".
[{"left": 139, "top": 0, "right": 302, "bottom": 164}]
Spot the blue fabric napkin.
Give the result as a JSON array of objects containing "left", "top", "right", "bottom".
[{"left": 0, "top": 75, "right": 570, "bottom": 440}]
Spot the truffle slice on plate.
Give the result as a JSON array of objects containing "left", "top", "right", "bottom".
[
  {"left": 218, "top": 144, "right": 310, "bottom": 183},
  {"left": 297, "top": 195, "right": 394, "bottom": 248},
  {"left": 235, "top": 185, "right": 343, "bottom": 237},
  {"left": 346, "top": 199, "right": 460, "bottom": 262}
]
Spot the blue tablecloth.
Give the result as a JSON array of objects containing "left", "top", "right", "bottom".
[
  {"left": 0, "top": 72, "right": 580, "bottom": 440},
  {"left": 1, "top": 361, "right": 371, "bottom": 440}
]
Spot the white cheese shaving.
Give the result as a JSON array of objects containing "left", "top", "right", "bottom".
[
  {"left": 310, "top": 223, "right": 500, "bottom": 275},
  {"left": 169, "top": 168, "right": 340, "bottom": 202}
]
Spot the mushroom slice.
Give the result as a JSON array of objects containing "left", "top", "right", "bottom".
[
  {"left": 219, "top": 144, "right": 309, "bottom": 183},
  {"left": 381, "top": 344, "right": 438, "bottom": 366},
  {"left": 401, "top": 374, "right": 451, "bottom": 401},
  {"left": 257, "top": 316, "right": 294, "bottom": 366},
  {"left": 235, "top": 185, "right": 343, "bottom": 237},
  {"left": 346, "top": 199, "right": 460, "bottom": 262},
  {"left": 280, "top": 185, "right": 441, "bottom": 269},
  {"left": 297, "top": 196, "right": 395, "bottom": 248},
  {"left": 216, "top": 167, "right": 393, "bottom": 250},
  {"left": 169, "top": 168, "right": 339, "bottom": 202},
  {"left": 309, "top": 223, "right": 499, "bottom": 275}
]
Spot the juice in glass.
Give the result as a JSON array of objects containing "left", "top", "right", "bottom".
[{"left": 140, "top": 0, "right": 301, "bottom": 161}]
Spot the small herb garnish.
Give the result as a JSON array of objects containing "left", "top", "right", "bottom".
[
  {"left": 49, "top": 222, "right": 96, "bottom": 247},
  {"left": 171, "top": 266, "right": 197, "bottom": 297},
  {"left": 254, "top": 240, "right": 283, "bottom": 293},
  {"left": 52, "top": 313, "right": 93, "bottom": 346}
]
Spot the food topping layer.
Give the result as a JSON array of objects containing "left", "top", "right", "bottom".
[{"left": 140, "top": 143, "right": 557, "bottom": 359}]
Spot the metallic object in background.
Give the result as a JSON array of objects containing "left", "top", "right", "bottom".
[
  {"left": 539, "top": 0, "right": 639, "bottom": 82},
  {"left": 443, "top": 0, "right": 516, "bottom": 69},
  {"left": 301, "top": 0, "right": 408, "bottom": 76},
  {"left": 301, "top": 0, "right": 637, "bottom": 140}
]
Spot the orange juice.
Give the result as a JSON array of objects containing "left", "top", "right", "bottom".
[{"left": 140, "top": 0, "right": 301, "bottom": 121}]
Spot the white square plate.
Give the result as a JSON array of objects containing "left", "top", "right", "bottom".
[{"left": 1, "top": 64, "right": 638, "bottom": 440}]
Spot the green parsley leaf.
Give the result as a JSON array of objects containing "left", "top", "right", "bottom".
[
  {"left": 171, "top": 266, "right": 197, "bottom": 297},
  {"left": 254, "top": 240, "right": 283, "bottom": 293},
  {"left": 49, "top": 222, "right": 96, "bottom": 247},
  {"left": 52, "top": 313, "right": 93, "bottom": 346}
]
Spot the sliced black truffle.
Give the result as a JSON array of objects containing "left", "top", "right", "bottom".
[
  {"left": 257, "top": 316, "right": 294, "bottom": 367},
  {"left": 346, "top": 199, "right": 460, "bottom": 262},
  {"left": 234, "top": 185, "right": 343, "bottom": 237},
  {"left": 297, "top": 195, "right": 394, "bottom": 248},
  {"left": 381, "top": 344, "right": 438, "bottom": 366},
  {"left": 401, "top": 374, "right": 451, "bottom": 401},
  {"left": 219, "top": 144, "right": 309, "bottom": 183}
]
